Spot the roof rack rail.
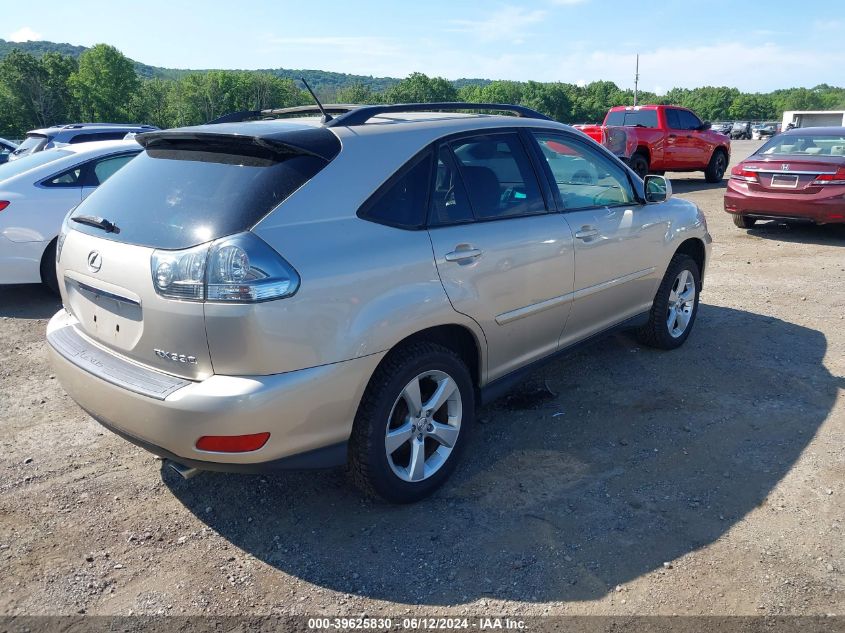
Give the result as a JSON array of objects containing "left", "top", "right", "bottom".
[
  {"left": 207, "top": 105, "right": 359, "bottom": 125},
  {"left": 206, "top": 103, "right": 552, "bottom": 126},
  {"left": 325, "top": 103, "right": 552, "bottom": 127}
]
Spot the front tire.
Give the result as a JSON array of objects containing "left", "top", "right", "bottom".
[
  {"left": 629, "top": 153, "right": 649, "bottom": 180},
  {"left": 704, "top": 150, "right": 727, "bottom": 183},
  {"left": 637, "top": 254, "right": 701, "bottom": 350},
  {"left": 732, "top": 214, "right": 756, "bottom": 229},
  {"left": 349, "top": 342, "right": 474, "bottom": 503}
]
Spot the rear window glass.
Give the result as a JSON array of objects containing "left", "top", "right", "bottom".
[
  {"left": 758, "top": 134, "right": 845, "bottom": 156},
  {"left": 70, "top": 144, "right": 330, "bottom": 249},
  {"left": 0, "top": 149, "right": 72, "bottom": 183},
  {"left": 605, "top": 110, "right": 658, "bottom": 128},
  {"left": 11, "top": 134, "right": 48, "bottom": 156}
]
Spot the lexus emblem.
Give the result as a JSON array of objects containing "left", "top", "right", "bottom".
[
  {"left": 782, "top": 164, "right": 790, "bottom": 171},
  {"left": 87, "top": 250, "right": 102, "bottom": 273}
]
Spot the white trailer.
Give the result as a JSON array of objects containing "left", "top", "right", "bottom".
[{"left": 782, "top": 110, "right": 845, "bottom": 130}]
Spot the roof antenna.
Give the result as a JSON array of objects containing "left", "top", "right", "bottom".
[{"left": 300, "top": 77, "right": 332, "bottom": 123}]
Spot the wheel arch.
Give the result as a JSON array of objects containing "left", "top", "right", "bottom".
[
  {"left": 365, "top": 323, "right": 486, "bottom": 402},
  {"left": 39, "top": 236, "right": 58, "bottom": 285},
  {"left": 674, "top": 237, "right": 706, "bottom": 286}
]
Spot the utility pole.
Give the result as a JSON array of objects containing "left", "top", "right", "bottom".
[{"left": 634, "top": 54, "right": 639, "bottom": 106}]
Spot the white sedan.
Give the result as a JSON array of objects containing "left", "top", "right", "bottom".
[{"left": 0, "top": 140, "right": 140, "bottom": 292}]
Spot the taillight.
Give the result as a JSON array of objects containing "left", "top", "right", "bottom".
[
  {"left": 0, "top": 201, "right": 9, "bottom": 212},
  {"left": 811, "top": 167, "right": 845, "bottom": 185},
  {"left": 730, "top": 165, "right": 758, "bottom": 183},
  {"left": 151, "top": 231, "right": 300, "bottom": 303}
]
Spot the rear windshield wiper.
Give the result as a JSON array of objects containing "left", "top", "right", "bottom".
[{"left": 71, "top": 215, "right": 119, "bottom": 233}]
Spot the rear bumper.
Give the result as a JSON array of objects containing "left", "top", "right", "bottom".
[
  {"left": 47, "top": 310, "right": 385, "bottom": 471},
  {"left": 724, "top": 181, "right": 845, "bottom": 223}
]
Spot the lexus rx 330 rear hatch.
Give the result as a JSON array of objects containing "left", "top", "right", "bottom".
[{"left": 56, "top": 124, "right": 340, "bottom": 380}]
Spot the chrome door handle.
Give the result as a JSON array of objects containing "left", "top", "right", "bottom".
[
  {"left": 444, "top": 248, "right": 483, "bottom": 262},
  {"left": 575, "top": 227, "right": 600, "bottom": 240}
]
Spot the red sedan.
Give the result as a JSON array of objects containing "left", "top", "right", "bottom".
[{"left": 724, "top": 127, "right": 845, "bottom": 228}]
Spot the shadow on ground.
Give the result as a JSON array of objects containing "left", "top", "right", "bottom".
[
  {"left": 747, "top": 221, "right": 845, "bottom": 246},
  {"left": 0, "top": 284, "right": 60, "bottom": 319},
  {"left": 666, "top": 177, "right": 728, "bottom": 195},
  {"left": 166, "top": 305, "right": 843, "bottom": 605}
]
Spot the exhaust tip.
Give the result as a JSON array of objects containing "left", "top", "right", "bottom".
[{"left": 167, "top": 459, "right": 200, "bottom": 480}]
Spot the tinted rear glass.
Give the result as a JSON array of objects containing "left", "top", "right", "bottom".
[
  {"left": 70, "top": 144, "right": 329, "bottom": 249},
  {"left": 11, "top": 135, "right": 47, "bottom": 156},
  {"left": 605, "top": 110, "right": 658, "bottom": 128},
  {"left": 758, "top": 133, "right": 845, "bottom": 156}
]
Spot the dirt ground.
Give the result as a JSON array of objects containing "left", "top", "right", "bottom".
[{"left": 0, "top": 140, "right": 843, "bottom": 617}]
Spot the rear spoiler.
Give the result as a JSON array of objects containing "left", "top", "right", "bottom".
[{"left": 136, "top": 128, "right": 341, "bottom": 162}]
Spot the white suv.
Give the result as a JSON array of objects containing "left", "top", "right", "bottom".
[{"left": 48, "top": 103, "right": 711, "bottom": 503}]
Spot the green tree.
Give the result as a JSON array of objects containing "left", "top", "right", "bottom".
[
  {"left": 0, "top": 50, "right": 78, "bottom": 132},
  {"left": 335, "top": 81, "right": 378, "bottom": 104},
  {"left": 70, "top": 44, "right": 139, "bottom": 121},
  {"left": 384, "top": 72, "right": 458, "bottom": 103}
]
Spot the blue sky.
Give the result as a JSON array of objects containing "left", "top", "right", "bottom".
[{"left": 4, "top": 0, "right": 842, "bottom": 93}]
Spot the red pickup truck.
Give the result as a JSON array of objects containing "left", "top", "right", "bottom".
[{"left": 576, "top": 105, "right": 731, "bottom": 183}]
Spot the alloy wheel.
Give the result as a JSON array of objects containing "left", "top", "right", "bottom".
[
  {"left": 385, "top": 370, "right": 462, "bottom": 483},
  {"left": 666, "top": 269, "right": 696, "bottom": 338}
]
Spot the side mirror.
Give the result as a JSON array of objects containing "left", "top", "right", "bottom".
[
  {"left": 644, "top": 175, "right": 672, "bottom": 203},
  {"left": 698, "top": 121, "right": 711, "bottom": 131},
  {"left": 0, "top": 152, "right": 8, "bottom": 165}
]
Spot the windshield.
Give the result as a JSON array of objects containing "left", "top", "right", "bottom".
[
  {"left": 757, "top": 133, "right": 845, "bottom": 157},
  {"left": 11, "top": 135, "right": 48, "bottom": 157},
  {"left": 70, "top": 143, "right": 331, "bottom": 249},
  {"left": 0, "top": 149, "right": 72, "bottom": 183}
]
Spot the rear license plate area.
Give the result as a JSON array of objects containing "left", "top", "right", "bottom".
[{"left": 770, "top": 174, "right": 799, "bottom": 188}]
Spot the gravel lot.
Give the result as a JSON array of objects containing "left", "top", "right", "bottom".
[{"left": 0, "top": 140, "right": 843, "bottom": 617}]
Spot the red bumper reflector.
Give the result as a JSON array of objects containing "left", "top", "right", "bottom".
[{"left": 196, "top": 432, "right": 270, "bottom": 453}]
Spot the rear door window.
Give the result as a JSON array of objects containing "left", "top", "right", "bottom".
[
  {"left": 450, "top": 133, "right": 546, "bottom": 220},
  {"left": 665, "top": 109, "right": 682, "bottom": 130},
  {"left": 70, "top": 141, "right": 332, "bottom": 249}
]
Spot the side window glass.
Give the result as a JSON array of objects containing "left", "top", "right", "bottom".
[
  {"left": 429, "top": 145, "right": 474, "bottom": 225},
  {"left": 44, "top": 167, "right": 83, "bottom": 187},
  {"left": 666, "top": 109, "right": 681, "bottom": 130},
  {"left": 532, "top": 133, "right": 635, "bottom": 210},
  {"left": 358, "top": 150, "right": 432, "bottom": 229},
  {"left": 92, "top": 154, "right": 135, "bottom": 185},
  {"left": 680, "top": 110, "right": 702, "bottom": 130},
  {"left": 450, "top": 133, "right": 546, "bottom": 220}
]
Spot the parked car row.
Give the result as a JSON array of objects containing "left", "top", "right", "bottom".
[
  {"left": 7, "top": 123, "right": 156, "bottom": 161},
  {"left": 24, "top": 102, "right": 712, "bottom": 503},
  {"left": 575, "top": 104, "right": 730, "bottom": 182},
  {"left": 5, "top": 105, "right": 841, "bottom": 503}
]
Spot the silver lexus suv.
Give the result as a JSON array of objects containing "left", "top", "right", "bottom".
[{"left": 48, "top": 103, "right": 711, "bottom": 503}]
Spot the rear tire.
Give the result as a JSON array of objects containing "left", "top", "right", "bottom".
[
  {"left": 40, "top": 240, "right": 59, "bottom": 295},
  {"left": 629, "top": 153, "right": 649, "bottom": 180},
  {"left": 704, "top": 150, "right": 727, "bottom": 183},
  {"left": 349, "top": 342, "right": 474, "bottom": 503},
  {"left": 732, "top": 214, "right": 756, "bottom": 229},
  {"left": 637, "top": 254, "right": 701, "bottom": 350}
]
